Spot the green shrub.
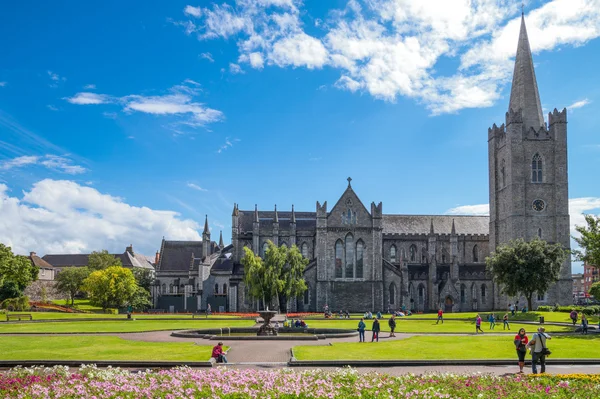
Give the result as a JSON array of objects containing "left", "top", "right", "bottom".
[
  {"left": 537, "top": 305, "right": 553, "bottom": 312},
  {"left": 0, "top": 296, "right": 30, "bottom": 311},
  {"left": 582, "top": 306, "right": 600, "bottom": 316},
  {"left": 556, "top": 306, "right": 582, "bottom": 313}
]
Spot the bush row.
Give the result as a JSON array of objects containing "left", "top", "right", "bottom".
[{"left": 537, "top": 304, "right": 600, "bottom": 315}]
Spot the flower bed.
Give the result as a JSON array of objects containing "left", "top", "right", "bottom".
[{"left": 1, "top": 366, "right": 600, "bottom": 398}]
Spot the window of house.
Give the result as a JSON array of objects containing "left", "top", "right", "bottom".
[
  {"left": 473, "top": 245, "right": 479, "bottom": 263},
  {"left": 335, "top": 240, "right": 343, "bottom": 278},
  {"left": 537, "top": 292, "right": 546, "bottom": 302},
  {"left": 301, "top": 242, "right": 309, "bottom": 258},
  {"left": 481, "top": 285, "right": 486, "bottom": 304},
  {"left": 345, "top": 234, "right": 354, "bottom": 278},
  {"left": 389, "top": 283, "right": 396, "bottom": 305},
  {"left": 169, "top": 284, "right": 173, "bottom": 294},
  {"left": 460, "top": 285, "right": 466, "bottom": 304},
  {"left": 410, "top": 245, "right": 417, "bottom": 262},
  {"left": 41, "top": 269, "right": 46, "bottom": 276},
  {"left": 356, "top": 241, "right": 364, "bottom": 279},
  {"left": 304, "top": 286, "right": 310, "bottom": 305},
  {"left": 390, "top": 245, "right": 397, "bottom": 263},
  {"left": 532, "top": 153, "right": 543, "bottom": 183}
]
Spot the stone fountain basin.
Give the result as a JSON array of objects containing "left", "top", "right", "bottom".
[{"left": 171, "top": 327, "right": 358, "bottom": 340}]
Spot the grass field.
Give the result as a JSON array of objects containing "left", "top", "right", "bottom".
[
  {"left": 293, "top": 335, "right": 600, "bottom": 360},
  {"left": 0, "top": 319, "right": 255, "bottom": 333},
  {"left": 0, "top": 336, "right": 218, "bottom": 361},
  {"left": 18, "top": 312, "right": 247, "bottom": 321},
  {"left": 304, "top": 319, "right": 574, "bottom": 333}
]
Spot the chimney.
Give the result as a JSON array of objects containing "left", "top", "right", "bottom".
[
  {"left": 126, "top": 244, "right": 134, "bottom": 254},
  {"left": 154, "top": 251, "right": 160, "bottom": 265},
  {"left": 30, "top": 251, "right": 36, "bottom": 257}
]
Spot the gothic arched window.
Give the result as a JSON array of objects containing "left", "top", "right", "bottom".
[
  {"left": 345, "top": 233, "right": 354, "bottom": 278},
  {"left": 538, "top": 228, "right": 542, "bottom": 239},
  {"left": 460, "top": 284, "right": 466, "bottom": 304},
  {"left": 169, "top": 283, "right": 173, "bottom": 294},
  {"left": 214, "top": 284, "right": 219, "bottom": 295},
  {"left": 532, "top": 153, "right": 543, "bottom": 183},
  {"left": 400, "top": 248, "right": 406, "bottom": 261},
  {"left": 410, "top": 245, "right": 417, "bottom": 262},
  {"left": 422, "top": 247, "right": 427, "bottom": 263},
  {"left": 301, "top": 242, "right": 309, "bottom": 258},
  {"left": 262, "top": 242, "right": 269, "bottom": 258},
  {"left": 501, "top": 159, "right": 506, "bottom": 187},
  {"left": 389, "top": 283, "right": 396, "bottom": 305},
  {"left": 335, "top": 240, "right": 343, "bottom": 278},
  {"left": 481, "top": 284, "right": 487, "bottom": 304},
  {"left": 223, "top": 284, "right": 227, "bottom": 296},
  {"left": 418, "top": 284, "right": 425, "bottom": 304},
  {"left": 356, "top": 241, "right": 364, "bottom": 278},
  {"left": 390, "top": 245, "right": 397, "bottom": 263},
  {"left": 304, "top": 285, "right": 310, "bottom": 305},
  {"left": 473, "top": 245, "right": 479, "bottom": 263},
  {"left": 162, "top": 284, "right": 166, "bottom": 294}
]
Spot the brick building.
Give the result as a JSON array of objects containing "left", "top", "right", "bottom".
[{"left": 583, "top": 263, "right": 599, "bottom": 296}]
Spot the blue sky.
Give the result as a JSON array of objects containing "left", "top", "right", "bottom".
[{"left": 0, "top": 0, "right": 599, "bottom": 272}]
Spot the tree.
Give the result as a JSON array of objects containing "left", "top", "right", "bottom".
[
  {"left": 87, "top": 250, "right": 121, "bottom": 272},
  {"left": 132, "top": 268, "right": 154, "bottom": 291},
  {"left": 486, "top": 238, "right": 568, "bottom": 311},
  {"left": 241, "top": 241, "right": 308, "bottom": 311},
  {"left": 82, "top": 266, "right": 138, "bottom": 311},
  {"left": 130, "top": 286, "right": 152, "bottom": 310},
  {"left": 589, "top": 281, "right": 600, "bottom": 300},
  {"left": 573, "top": 214, "right": 600, "bottom": 268},
  {"left": 0, "top": 243, "right": 38, "bottom": 293},
  {"left": 55, "top": 267, "right": 90, "bottom": 306}
]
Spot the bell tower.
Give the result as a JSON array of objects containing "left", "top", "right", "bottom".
[{"left": 488, "top": 13, "right": 572, "bottom": 307}]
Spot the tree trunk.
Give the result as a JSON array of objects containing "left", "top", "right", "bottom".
[
  {"left": 527, "top": 294, "right": 533, "bottom": 312},
  {"left": 278, "top": 293, "right": 287, "bottom": 313}
]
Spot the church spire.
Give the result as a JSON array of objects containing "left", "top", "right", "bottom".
[
  {"left": 254, "top": 204, "right": 259, "bottom": 223},
  {"left": 508, "top": 13, "right": 544, "bottom": 132},
  {"left": 274, "top": 204, "right": 279, "bottom": 223},
  {"left": 291, "top": 204, "right": 296, "bottom": 223},
  {"left": 218, "top": 230, "right": 224, "bottom": 249},
  {"left": 203, "top": 214, "right": 210, "bottom": 235}
]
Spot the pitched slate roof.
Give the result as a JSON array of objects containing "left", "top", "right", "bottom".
[
  {"left": 158, "top": 241, "right": 203, "bottom": 272},
  {"left": 29, "top": 254, "right": 54, "bottom": 269},
  {"left": 42, "top": 248, "right": 155, "bottom": 270},
  {"left": 382, "top": 215, "right": 488, "bottom": 235},
  {"left": 238, "top": 210, "right": 316, "bottom": 232}
]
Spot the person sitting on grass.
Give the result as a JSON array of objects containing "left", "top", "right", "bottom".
[
  {"left": 300, "top": 319, "right": 307, "bottom": 328},
  {"left": 376, "top": 311, "right": 382, "bottom": 319},
  {"left": 212, "top": 342, "right": 227, "bottom": 364},
  {"left": 345, "top": 310, "right": 350, "bottom": 319},
  {"left": 294, "top": 319, "right": 301, "bottom": 328}
]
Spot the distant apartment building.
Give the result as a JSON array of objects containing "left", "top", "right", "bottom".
[
  {"left": 572, "top": 273, "right": 585, "bottom": 300},
  {"left": 583, "top": 263, "right": 599, "bottom": 296}
]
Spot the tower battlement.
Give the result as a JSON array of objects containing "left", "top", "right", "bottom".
[{"left": 549, "top": 108, "right": 567, "bottom": 126}]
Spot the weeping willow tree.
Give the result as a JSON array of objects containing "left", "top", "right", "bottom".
[{"left": 241, "top": 241, "right": 308, "bottom": 311}]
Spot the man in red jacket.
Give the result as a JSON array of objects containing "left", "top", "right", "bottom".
[
  {"left": 212, "top": 342, "right": 228, "bottom": 363},
  {"left": 436, "top": 309, "right": 444, "bottom": 324}
]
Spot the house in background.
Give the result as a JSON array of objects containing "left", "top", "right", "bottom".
[
  {"left": 41, "top": 245, "right": 155, "bottom": 274},
  {"left": 28, "top": 252, "right": 55, "bottom": 281},
  {"left": 572, "top": 273, "right": 585, "bottom": 300}
]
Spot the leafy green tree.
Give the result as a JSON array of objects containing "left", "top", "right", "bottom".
[
  {"left": 241, "top": 241, "right": 307, "bottom": 311},
  {"left": 589, "top": 281, "right": 600, "bottom": 300},
  {"left": 82, "top": 266, "right": 137, "bottom": 311},
  {"left": 130, "top": 286, "right": 152, "bottom": 310},
  {"left": 132, "top": 268, "right": 154, "bottom": 291},
  {"left": 573, "top": 214, "right": 600, "bottom": 269},
  {"left": 87, "top": 250, "right": 121, "bottom": 271},
  {"left": 0, "top": 281, "right": 22, "bottom": 302},
  {"left": 0, "top": 243, "right": 38, "bottom": 292},
  {"left": 55, "top": 267, "right": 90, "bottom": 306},
  {"left": 486, "top": 238, "right": 568, "bottom": 311}
]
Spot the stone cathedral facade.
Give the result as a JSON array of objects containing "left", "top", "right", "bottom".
[{"left": 153, "top": 15, "right": 572, "bottom": 313}]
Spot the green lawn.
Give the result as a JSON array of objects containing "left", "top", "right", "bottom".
[
  {"left": 0, "top": 336, "right": 218, "bottom": 361},
  {"left": 304, "top": 319, "right": 574, "bottom": 333},
  {"left": 0, "top": 319, "right": 254, "bottom": 333},
  {"left": 51, "top": 299, "right": 104, "bottom": 312},
  {"left": 294, "top": 335, "right": 600, "bottom": 360},
  {"left": 18, "top": 312, "right": 247, "bottom": 321}
]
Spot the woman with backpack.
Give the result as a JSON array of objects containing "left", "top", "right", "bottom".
[
  {"left": 514, "top": 328, "right": 529, "bottom": 374},
  {"left": 371, "top": 318, "right": 380, "bottom": 342}
]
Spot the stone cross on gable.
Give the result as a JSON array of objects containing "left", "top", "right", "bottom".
[{"left": 347, "top": 177, "right": 352, "bottom": 187}]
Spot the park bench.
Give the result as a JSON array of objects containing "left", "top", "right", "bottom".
[
  {"left": 192, "top": 313, "right": 208, "bottom": 319},
  {"left": 6, "top": 314, "right": 33, "bottom": 321}
]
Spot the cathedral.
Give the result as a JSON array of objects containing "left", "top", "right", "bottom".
[{"left": 153, "top": 15, "right": 573, "bottom": 313}]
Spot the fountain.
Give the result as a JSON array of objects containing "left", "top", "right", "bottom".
[{"left": 257, "top": 308, "right": 278, "bottom": 336}]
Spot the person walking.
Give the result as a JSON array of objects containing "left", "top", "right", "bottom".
[
  {"left": 388, "top": 315, "right": 396, "bottom": 337},
  {"left": 528, "top": 327, "right": 551, "bottom": 374},
  {"left": 358, "top": 318, "right": 366, "bottom": 342},
  {"left": 436, "top": 308, "right": 444, "bottom": 324},
  {"left": 514, "top": 328, "right": 529, "bottom": 374},
  {"left": 581, "top": 314, "right": 589, "bottom": 335},
  {"left": 475, "top": 314, "right": 484, "bottom": 334},
  {"left": 509, "top": 303, "right": 515, "bottom": 316},
  {"left": 570, "top": 309, "right": 578, "bottom": 326},
  {"left": 371, "top": 318, "right": 380, "bottom": 342},
  {"left": 503, "top": 313, "right": 510, "bottom": 330},
  {"left": 489, "top": 313, "right": 496, "bottom": 330}
]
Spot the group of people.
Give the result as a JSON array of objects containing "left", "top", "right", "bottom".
[
  {"left": 508, "top": 303, "right": 528, "bottom": 316},
  {"left": 357, "top": 315, "right": 397, "bottom": 342},
  {"left": 474, "top": 313, "right": 511, "bottom": 333},
  {"left": 514, "top": 327, "right": 551, "bottom": 374},
  {"left": 570, "top": 309, "right": 595, "bottom": 334},
  {"left": 284, "top": 318, "right": 308, "bottom": 328}
]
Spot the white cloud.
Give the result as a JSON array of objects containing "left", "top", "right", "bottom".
[
  {"left": 83, "top": 84, "right": 96, "bottom": 90},
  {"left": 200, "top": 52, "right": 214, "bottom": 62},
  {"left": 229, "top": 63, "right": 245, "bottom": 74},
  {"left": 0, "top": 155, "right": 86, "bottom": 175},
  {"left": 187, "top": 182, "right": 208, "bottom": 192},
  {"left": 446, "top": 203, "right": 490, "bottom": 216},
  {"left": 217, "top": 137, "right": 240, "bottom": 153},
  {"left": 0, "top": 180, "right": 201, "bottom": 256},
  {"left": 178, "top": 0, "right": 600, "bottom": 114},
  {"left": 64, "top": 81, "right": 223, "bottom": 128},
  {"left": 0, "top": 82, "right": 6, "bottom": 87},
  {"left": 47, "top": 71, "right": 62, "bottom": 81},
  {"left": 567, "top": 98, "right": 591, "bottom": 110},
  {"left": 64, "top": 92, "right": 110, "bottom": 105},
  {"left": 184, "top": 5, "right": 202, "bottom": 17},
  {"left": 0, "top": 156, "right": 40, "bottom": 170},
  {"left": 47, "top": 105, "right": 59, "bottom": 111}
]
